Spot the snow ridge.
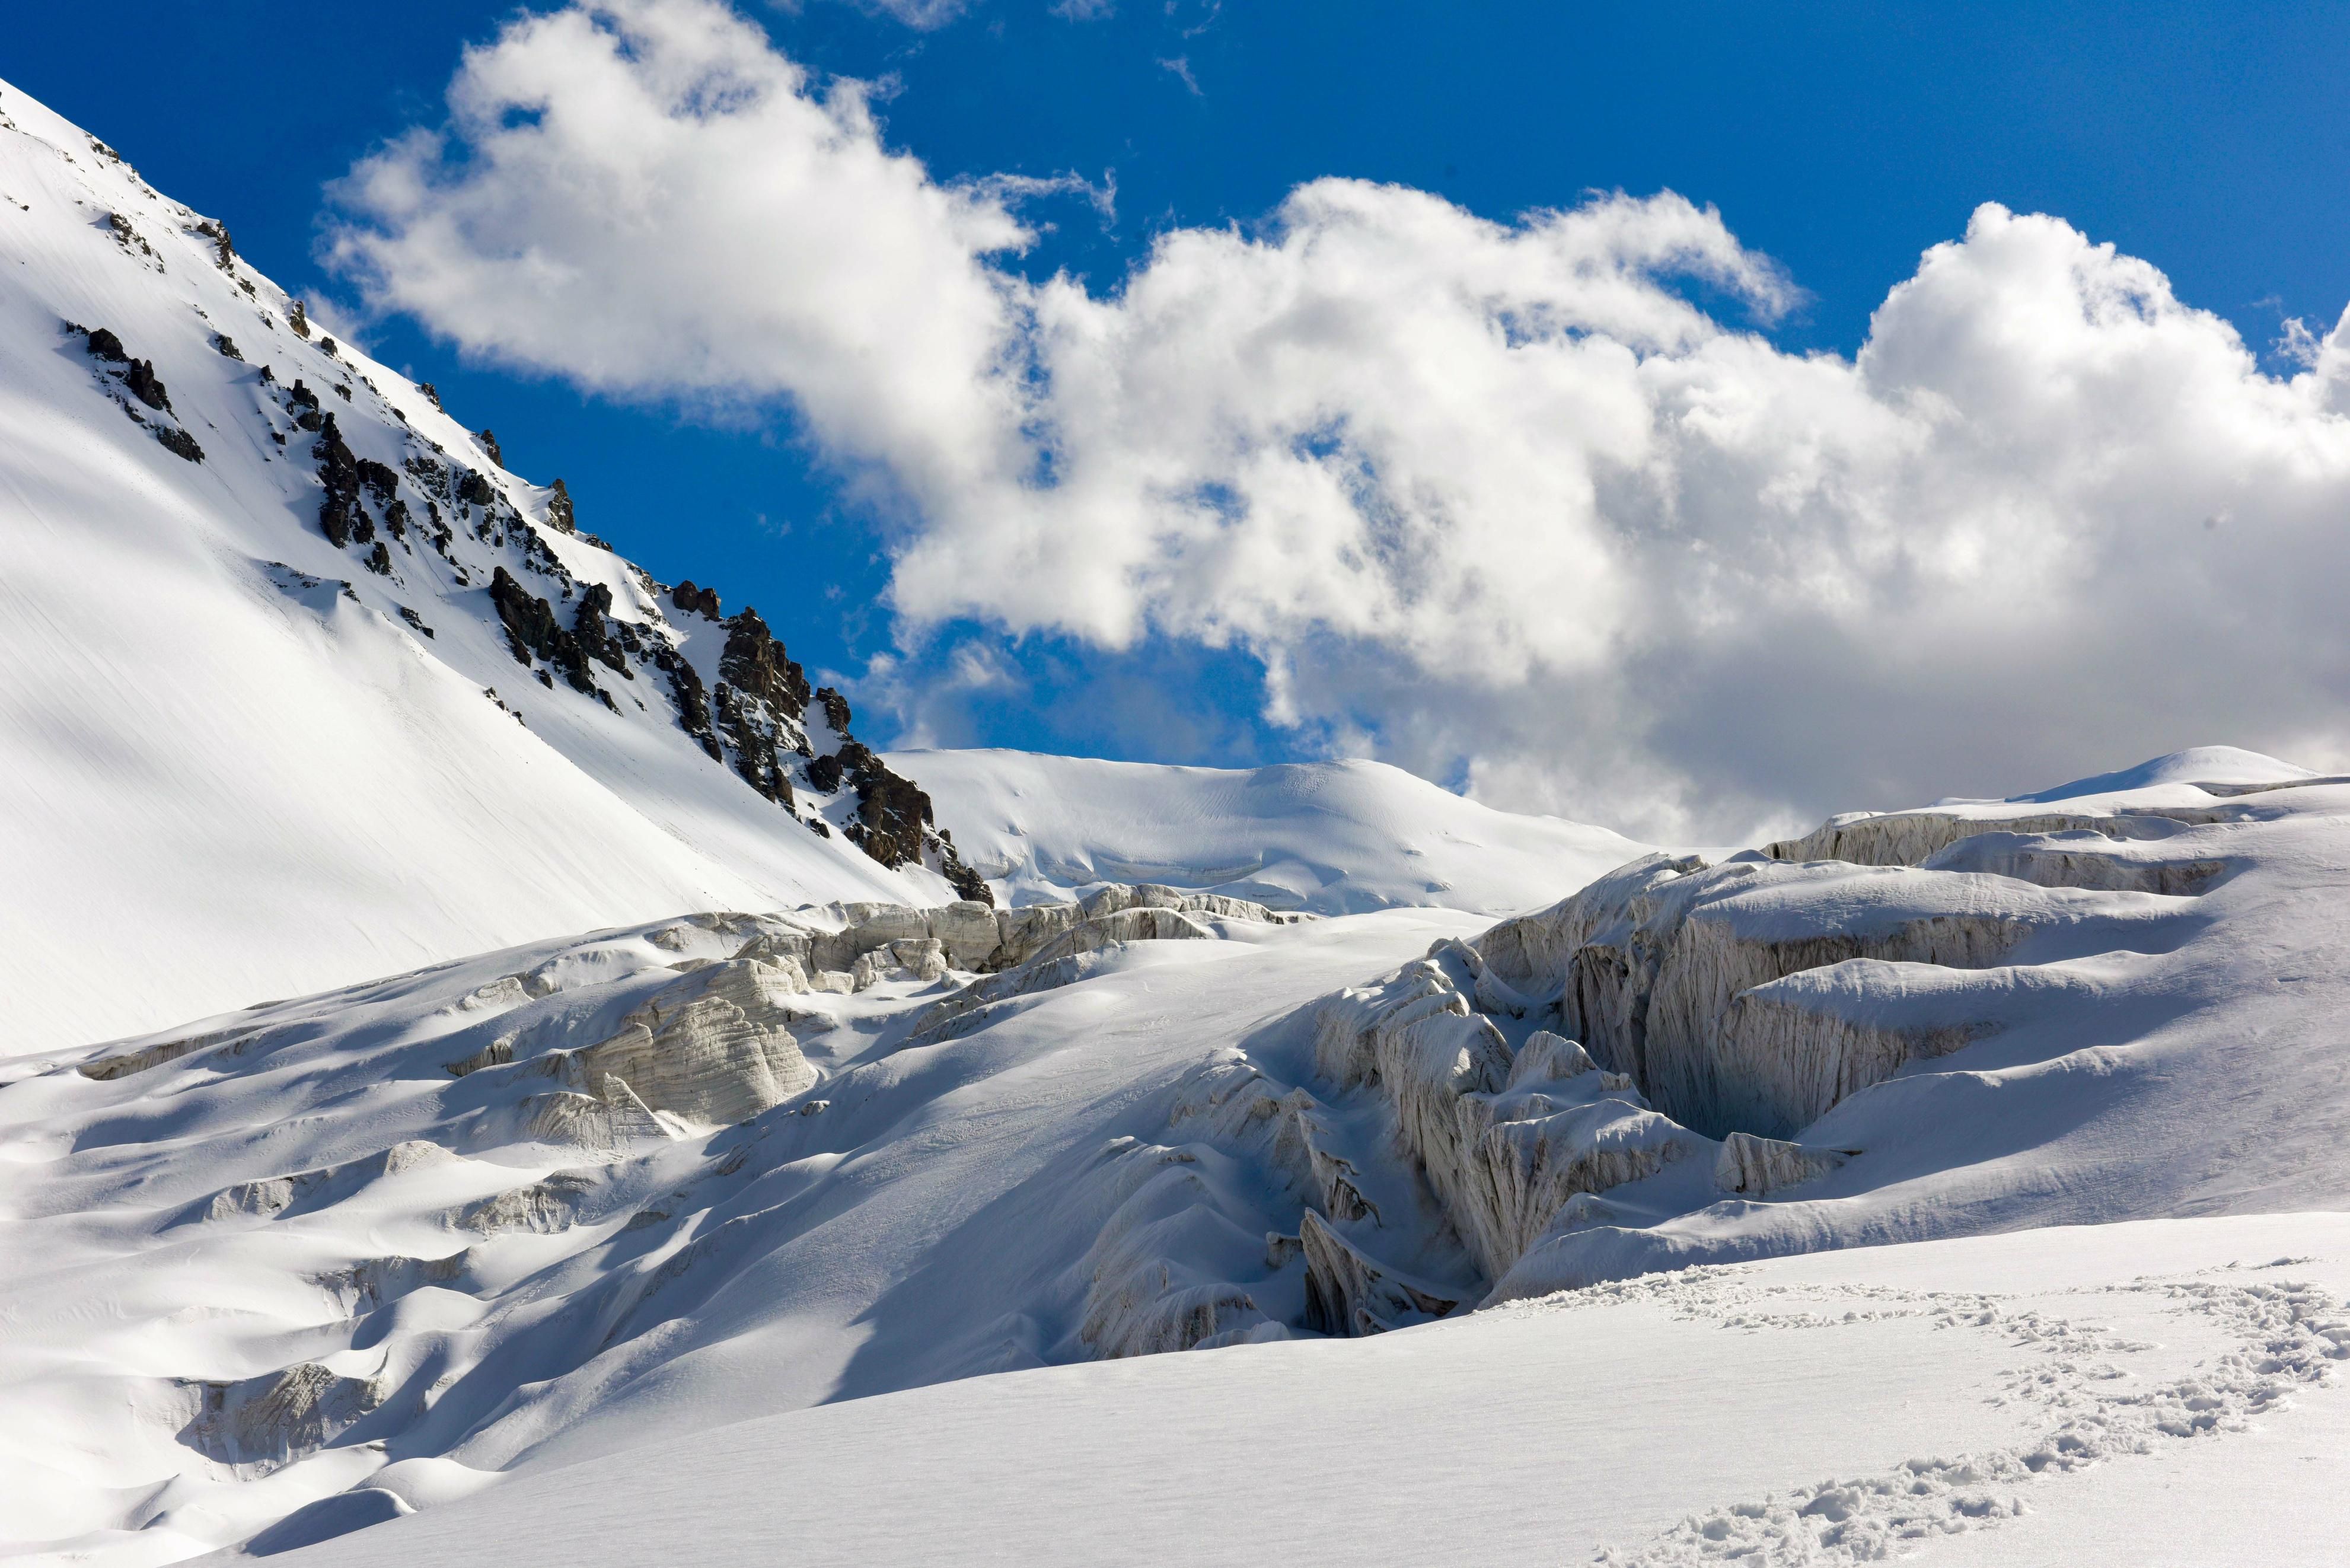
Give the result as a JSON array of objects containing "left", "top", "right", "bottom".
[{"left": 0, "top": 75, "right": 982, "bottom": 1051}]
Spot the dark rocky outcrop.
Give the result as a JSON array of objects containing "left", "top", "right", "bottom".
[
  {"left": 652, "top": 644, "right": 722, "bottom": 761},
  {"left": 122, "top": 358, "right": 170, "bottom": 412},
  {"left": 942, "top": 848, "right": 992, "bottom": 904},
  {"left": 455, "top": 469, "right": 498, "bottom": 509},
  {"left": 286, "top": 378, "right": 324, "bottom": 433},
  {"left": 719, "top": 610, "right": 811, "bottom": 719},
  {"left": 156, "top": 426, "right": 203, "bottom": 464},
  {"left": 355, "top": 458, "right": 398, "bottom": 505},
  {"left": 489, "top": 566, "right": 597, "bottom": 696},
  {"left": 573, "top": 584, "right": 631, "bottom": 676},
  {"left": 83, "top": 325, "right": 127, "bottom": 362},
  {"left": 417, "top": 382, "right": 444, "bottom": 412},
  {"left": 476, "top": 429, "right": 503, "bottom": 467},
  {"left": 815, "top": 686, "right": 852, "bottom": 737},
  {"left": 193, "top": 218, "right": 235, "bottom": 270},
  {"left": 841, "top": 744, "right": 933, "bottom": 868},
  {"left": 670, "top": 580, "right": 720, "bottom": 620},
  {"left": 288, "top": 299, "right": 310, "bottom": 339},
  {"left": 546, "top": 478, "right": 575, "bottom": 534},
  {"left": 213, "top": 333, "right": 242, "bottom": 360},
  {"left": 713, "top": 684, "right": 795, "bottom": 810},
  {"left": 709, "top": 607, "right": 814, "bottom": 810},
  {"left": 314, "top": 415, "right": 372, "bottom": 549}
]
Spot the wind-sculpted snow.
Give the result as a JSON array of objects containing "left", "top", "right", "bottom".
[
  {"left": 0, "top": 883, "right": 1425, "bottom": 1563},
  {"left": 10, "top": 748, "right": 2350, "bottom": 1568},
  {"left": 7, "top": 754, "right": 2350, "bottom": 1563}
]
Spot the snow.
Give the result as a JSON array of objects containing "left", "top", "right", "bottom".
[
  {"left": 888, "top": 747, "right": 1652, "bottom": 915},
  {"left": 2001, "top": 744, "right": 2322, "bottom": 805},
  {"left": 0, "top": 76, "right": 971, "bottom": 1052},
  {"left": 0, "top": 898, "right": 1494, "bottom": 1563},
  {"left": 0, "top": 73, "right": 1647, "bottom": 1055},
  {"left": 5, "top": 67, "right": 2350, "bottom": 1568},
  {"left": 261, "top": 1213, "right": 2350, "bottom": 1567},
  {"left": 8, "top": 750, "right": 2350, "bottom": 1564}
]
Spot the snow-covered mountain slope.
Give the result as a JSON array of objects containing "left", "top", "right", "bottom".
[
  {"left": 0, "top": 891, "right": 1477, "bottom": 1564},
  {"left": 888, "top": 748, "right": 1653, "bottom": 914},
  {"left": 266, "top": 1213, "right": 2350, "bottom": 1568},
  {"left": 4, "top": 747, "right": 2348, "bottom": 1565},
  {"left": 0, "top": 78, "right": 993, "bottom": 1053}
]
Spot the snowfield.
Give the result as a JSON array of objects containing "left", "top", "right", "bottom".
[
  {"left": 262, "top": 1215, "right": 2350, "bottom": 1568},
  {"left": 888, "top": 746, "right": 1652, "bottom": 914},
  {"left": 5, "top": 748, "right": 2350, "bottom": 1565},
  {"left": 5, "top": 68, "right": 2350, "bottom": 1568}
]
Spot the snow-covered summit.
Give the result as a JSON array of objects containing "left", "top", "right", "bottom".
[
  {"left": 2000, "top": 744, "right": 2323, "bottom": 805},
  {"left": 887, "top": 748, "right": 1653, "bottom": 916}
]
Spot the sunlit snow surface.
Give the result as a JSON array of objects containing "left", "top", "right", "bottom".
[
  {"left": 890, "top": 747, "right": 1651, "bottom": 914},
  {"left": 4, "top": 754, "right": 2350, "bottom": 1564},
  {"left": 6, "top": 66, "right": 2350, "bottom": 1568},
  {"left": 0, "top": 77, "right": 954, "bottom": 1053}
]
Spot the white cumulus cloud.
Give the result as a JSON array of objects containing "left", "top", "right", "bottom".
[{"left": 329, "top": 0, "right": 2350, "bottom": 840}]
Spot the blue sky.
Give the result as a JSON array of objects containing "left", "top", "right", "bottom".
[{"left": 8, "top": 3, "right": 2350, "bottom": 833}]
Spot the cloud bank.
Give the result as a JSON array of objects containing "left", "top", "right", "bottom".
[{"left": 329, "top": 0, "right": 2350, "bottom": 839}]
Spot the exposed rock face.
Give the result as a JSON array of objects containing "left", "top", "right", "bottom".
[
  {"left": 572, "top": 584, "right": 631, "bottom": 675},
  {"left": 122, "top": 354, "right": 169, "bottom": 411},
  {"left": 651, "top": 643, "right": 721, "bottom": 760},
  {"left": 179, "top": 1363, "right": 386, "bottom": 1472},
  {"left": 669, "top": 579, "right": 720, "bottom": 620},
  {"left": 713, "top": 606, "right": 809, "bottom": 808},
  {"left": 544, "top": 477, "right": 576, "bottom": 534},
  {"left": 841, "top": 744, "right": 930, "bottom": 868},
  {"left": 815, "top": 686, "right": 853, "bottom": 737},
  {"left": 314, "top": 412, "right": 369, "bottom": 548},
  {"left": 193, "top": 216, "right": 235, "bottom": 269},
  {"left": 489, "top": 566, "right": 601, "bottom": 697}
]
